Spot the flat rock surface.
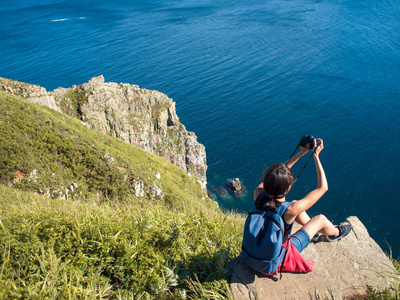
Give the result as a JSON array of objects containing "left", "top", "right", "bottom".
[{"left": 229, "top": 216, "right": 399, "bottom": 300}]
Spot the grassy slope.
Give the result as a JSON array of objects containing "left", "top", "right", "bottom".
[
  {"left": 0, "top": 91, "right": 244, "bottom": 299},
  {"left": 0, "top": 90, "right": 209, "bottom": 209}
]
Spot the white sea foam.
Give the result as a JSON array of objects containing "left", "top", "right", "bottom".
[
  {"left": 51, "top": 17, "right": 85, "bottom": 22},
  {"left": 51, "top": 18, "right": 68, "bottom": 22}
]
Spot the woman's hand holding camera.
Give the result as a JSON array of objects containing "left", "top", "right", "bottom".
[{"left": 313, "top": 138, "right": 324, "bottom": 156}]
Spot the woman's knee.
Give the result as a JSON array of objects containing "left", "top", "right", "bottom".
[
  {"left": 311, "top": 214, "right": 328, "bottom": 225},
  {"left": 309, "top": 214, "right": 337, "bottom": 236},
  {"left": 302, "top": 214, "right": 329, "bottom": 237}
]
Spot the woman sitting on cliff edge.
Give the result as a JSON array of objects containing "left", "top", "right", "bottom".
[{"left": 242, "top": 138, "right": 352, "bottom": 275}]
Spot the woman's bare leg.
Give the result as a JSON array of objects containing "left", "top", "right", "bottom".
[
  {"left": 295, "top": 211, "right": 311, "bottom": 226},
  {"left": 301, "top": 214, "right": 339, "bottom": 238}
]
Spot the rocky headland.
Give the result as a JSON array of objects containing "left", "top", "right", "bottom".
[{"left": 0, "top": 76, "right": 207, "bottom": 185}]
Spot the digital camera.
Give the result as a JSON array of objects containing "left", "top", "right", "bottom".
[{"left": 300, "top": 135, "right": 320, "bottom": 149}]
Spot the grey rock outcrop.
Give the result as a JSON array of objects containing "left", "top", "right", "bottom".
[
  {"left": 0, "top": 77, "right": 60, "bottom": 112},
  {"left": 228, "top": 216, "right": 399, "bottom": 299},
  {"left": 0, "top": 76, "right": 207, "bottom": 183}
]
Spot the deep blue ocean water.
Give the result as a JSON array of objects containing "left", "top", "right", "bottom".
[{"left": 1, "top": 0, "right": 399, "bottom": 257}]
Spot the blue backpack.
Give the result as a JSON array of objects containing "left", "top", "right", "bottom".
[{"left": 241, "top": 199, "right": 291, "bottom": 275}]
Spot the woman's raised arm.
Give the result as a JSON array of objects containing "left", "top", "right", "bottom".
[
  {"left": 285, "top": 139, "right": 328, "bottom": 222},
  {"left": 285, "top": 146, "right": 310, "bottom": 169}
]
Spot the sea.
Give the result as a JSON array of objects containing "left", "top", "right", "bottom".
[{"left": 1, "top": 0, "right": 399, "bottom": 257}]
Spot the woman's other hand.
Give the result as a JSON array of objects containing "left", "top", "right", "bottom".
[{"left": 313, "top": 138, "right": 324, "bottom": 155}]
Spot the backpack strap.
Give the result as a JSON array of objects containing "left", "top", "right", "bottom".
[{"left": 275, "top": 201, "right": 291, "bottom": 217}]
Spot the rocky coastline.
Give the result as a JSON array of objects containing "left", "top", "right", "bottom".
[{"left": 0, "top": 76, "right": 207, "bottom": 186}]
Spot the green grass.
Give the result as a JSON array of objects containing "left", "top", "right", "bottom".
[
  {"left": 0, "top": 89, "right": 245, "bottom": 299},
  {"left": 56, "top": 89, "right": 87, "bottom": 119},
  {"left": 0, "top": 185, "right": 243, "bottom": 299},
  {"left": 362, "top": 258, "right": 400, "bottom": 300}
]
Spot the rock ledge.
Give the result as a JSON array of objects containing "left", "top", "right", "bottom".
[{"left": 228, "top": 216, "right": 399, "bottom": 300}]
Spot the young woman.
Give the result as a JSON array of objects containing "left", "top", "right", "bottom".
[{"left": 254, "top": 138, "right": 352, "bottom": 256}]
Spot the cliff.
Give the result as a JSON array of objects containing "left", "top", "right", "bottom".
[
  {"left": 0, "top": 76, "right": 207, "bottom": 184},
  {"left": 228, "top": 216, "right": 399, "bottom": 299}
]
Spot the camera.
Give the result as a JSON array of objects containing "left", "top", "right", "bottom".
[{"left": 300, "top": 135, "right": 320, "bottom": 149}]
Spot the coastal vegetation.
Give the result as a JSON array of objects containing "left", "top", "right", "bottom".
[
  {"left": 0, "top": 90, "right": 399, "bottom": 299},
  {"left": 56, "top": 89, "right": 87, "bottom": 119},
  {"left": 0, "top": 185, "right": 243, "bottom": 299},
  {"left": 0, "top": 91, "right": 243, "bottom": 298}
]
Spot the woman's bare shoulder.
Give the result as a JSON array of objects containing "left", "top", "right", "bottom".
[
  {"left": 285, "top": 200, "right": 298, "bottom": 216},
  {"left": 254, "top": 187, "right": 264, "bottom": 200}
]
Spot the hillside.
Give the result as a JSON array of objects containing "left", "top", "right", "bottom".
[
  {"left": 0, "top": 89, "right": 204, "bottom": 205},
  {"left": 0, "top": 91, "right": 244, "bottom": 299},
  {"left": 0, "top": 76, "right": 207, "bottom": 183}
]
